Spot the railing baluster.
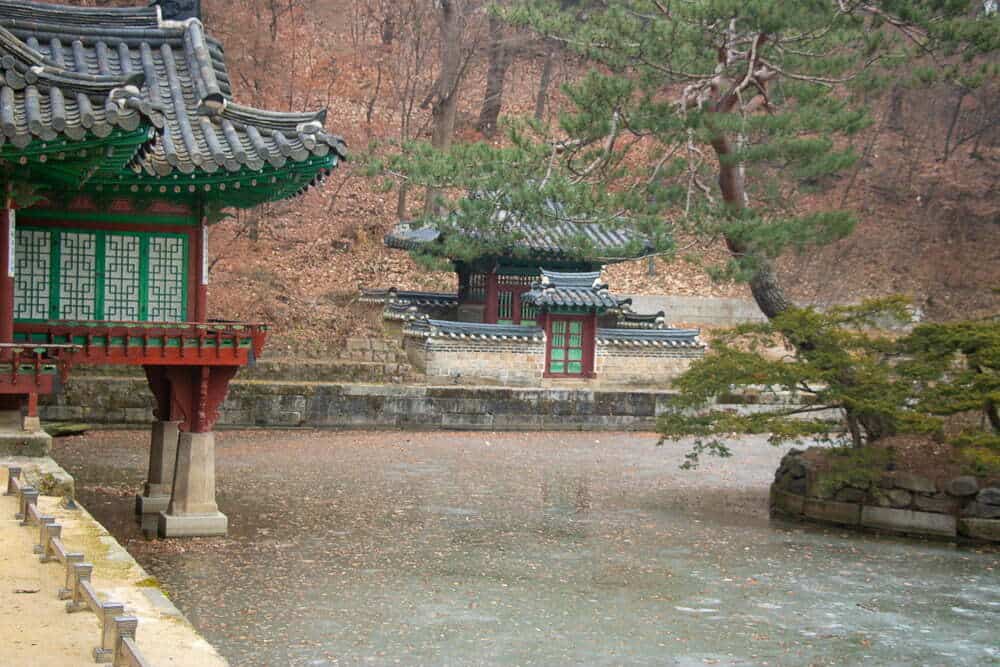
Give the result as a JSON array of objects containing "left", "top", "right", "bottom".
[
  {"left": 34, "top": 513, "right": 56, "bottom": 553},
  {"left": 17, "top": 487, "right": 38, "bottom": 523},
  {"left": 5, "top": 465, "right": 160, "bottom": 667},
  {"left": 96, "top": 601, "right": 126, "bottom": 662},
  {"left": 5, "top": 465, "right": 21, "bottom": 495}
]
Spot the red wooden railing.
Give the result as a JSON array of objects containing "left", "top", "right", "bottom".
[
  {"left": 13, "top": 321, "right": 267, "bottom": 368},
  {"left": 0, "top": 343, "right": 78, "bottom": 393}
]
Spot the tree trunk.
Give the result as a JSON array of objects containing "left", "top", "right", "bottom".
[
  {"left": 710, "top": 131, "right": 793, "bottom": 319},
  {"left": 396, "top": 184, "right": 409, "bottom": 220},
  {"left": 477, "top": 14, "right": 510, "bottom": 138},
  {"left": 425, "top": 0, "right": 463, "bottom": 215},
  {"left": 534, "top": 40, "right": 556, "bottom": 121},
  {"left": 887, "top": 84, "right": 904, "bottom": 132},
  {"left": 846, "top": 410, "right": 864, "bottom": 449}
]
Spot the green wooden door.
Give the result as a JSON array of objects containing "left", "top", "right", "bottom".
[{"left": 548, "top": 319, "right": 586, "bottom": 375}]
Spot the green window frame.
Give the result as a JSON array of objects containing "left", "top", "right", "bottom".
[
  {"left": 548, "top": 318, "right": 586, "bottom": 375},
  {"left": 14, "top": 226, "right": 189, "bottom": 323}
]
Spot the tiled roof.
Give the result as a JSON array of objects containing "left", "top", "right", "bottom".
[
  {"left": 0, "top": 24, "right": 163, "bottom": 149},
  {"left": 0, "top": 0, "right": 345, "bottom": 202},
  {"left": 384, "top": 217, "right": 651, "bottom": 260},
  {"left": 617, "top": 309, "right": 667, "bottom": 329},
  {"left": 596, "top": 327, "right": 703, "bottom": 348},
  {"left": 359, "top": 288, "right": 459, "bottom": 307},
  {"left": 405, "top": 318, "right": 544, "bottom": 342},
  {"left": 383, "top": 302, "right": 425, "bottom": 322},
  {"left": 522, "top": 268, "right": 627, "bottom": 311}
]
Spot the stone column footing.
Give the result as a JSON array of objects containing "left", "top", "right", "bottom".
[
  {"left": 135, "top": 493, "right": 171, "bottom": 516},
  {"left": 158, "top": 511, "right": 228, "bottom": 538}
]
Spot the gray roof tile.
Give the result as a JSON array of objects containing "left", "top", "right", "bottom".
[
  {"left": 522, "top": 268, "right": 627, "bottom": 310},
  {"left": 359, "top": 289, "right": 459, "bottom": 307},
  {"left": 596, "top": 327, "right": 703, "bottom": 347},
  {"left": 405, "top": 318, "right": 544, "bottom": 341},
  {"left": 385, "top": 218, "right": 651, "bottom": 260},
  {"left": 0, "top": 0, "right": 345, "bottom": 182}
]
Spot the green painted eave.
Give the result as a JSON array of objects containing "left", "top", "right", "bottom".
[
  {"left": 0, "top": 126, "right": 153, "bottom": 186},
  {"left": 2, "top": 127, "right": 337, "bottom": 209},
  {"left": 87, "top": 154, "right": 338, "bottom": 208}
]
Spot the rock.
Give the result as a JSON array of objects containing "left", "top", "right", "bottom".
[
  {"left": 786, "top": 476, "right": 807, "bottom": 495},
  {"left": 860, "top": 506, "right": 957, "bottom": 538},
  {"left": 958, "top": 518, "right": 1000, "bottom": 542},
  {"left": 962, "top": 501, "right": 1000, "bottom": 520},
  {"left": 876, "top": 475, "right": 895, "bottom": 490},
  {"left": 889, "top": 472, "right": 936, "bottom": 494},
  {"left": 876, "top": 489, "right": 912, "bottom": 509},
  {"left": 912, "top": 494, "right": 957, "bottom": 514},
  {"left": 835, "top": 487, "right": 867, "bottom": 504},
  {"left": 945, "top": 476, "right": 979, "bottom": 498},
  {"left": 770, "top": 488, "right": 804, "bottom": 518},
  {"left": 803, "top": 499, "right": 861, "bottom": 526},
  {"left": 788, "top": 461, "right": 807, "bottom": 479},
  {"left": 978, "top": 487, "right": 1000, "bottom": 507}
]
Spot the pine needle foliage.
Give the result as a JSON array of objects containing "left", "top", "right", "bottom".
[
  {"left": 658, "top": 299, "right": 1000, "bottom": 469},
  {"left": 371, "top": 1, "right": 999, "bottom": 315}
]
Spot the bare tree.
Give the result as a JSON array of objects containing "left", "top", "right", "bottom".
[{"left": 477, "top": 13, "right": 512, "bottom": 137}]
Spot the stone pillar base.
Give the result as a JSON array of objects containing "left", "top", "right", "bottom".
[
  {"left": 135, "top": 493, "right": 171, "bottom": 516},
  {"left": 157, "top": 511, "right": 228, "bottom": 538},
  {"left": 158, "top": 431, "right": 226, "bottom": 537},
  {"left": 136, "top": 421, "right": 180, "bottom": 515}
]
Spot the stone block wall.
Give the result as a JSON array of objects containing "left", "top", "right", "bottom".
[
  {"left": 595, "top": 343, "right": 702, "bottom": 387},
  {"left": 40, "top": 377, "right": 682, "bottom": 431},
  {"left": 770, "top": 449, "right": 1000, "bottom": 543}
]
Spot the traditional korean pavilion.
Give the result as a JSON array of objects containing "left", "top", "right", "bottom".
[
  {"left": 365, "top": 218, "right": 704, "bottom": 386},
  {"left": 0, "top": 0, "right": 344, "bottom": 536}
]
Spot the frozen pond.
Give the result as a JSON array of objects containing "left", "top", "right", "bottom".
[{"left": 54, "top": 430, "right": 999, "bottom": 666}]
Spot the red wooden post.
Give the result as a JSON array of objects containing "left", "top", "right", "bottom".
[
  {"left": 26, "top": 392, "right": 38, "bottom": 417},
  {"left": 484, "top": 270, "right": 499, "bottom": 324},
  {"left": 0, "top": 206, "right": 14, "bottom": 345}
]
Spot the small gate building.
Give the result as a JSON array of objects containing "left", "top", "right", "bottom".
[{"left": 364, "top": 219, "right": 705, "bottom": 387}]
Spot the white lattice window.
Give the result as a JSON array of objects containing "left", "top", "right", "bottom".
[
  {"left": 14, "top": 229, "right": 50, "bottom": 320},
  {"left": 147, "top": 236, "right": 186, "bottom": 322},
  {"left": 104, "top": 234, "right": 141, "bottom": 321},
  {"left": 58, "top": 232, "right": 97, "bottom": 320}
]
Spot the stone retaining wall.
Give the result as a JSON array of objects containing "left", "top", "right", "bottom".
[
  {"left": 770, "top": 449, "right": 1000, "bottom": 543},
  {"left": 41, "top": 376, "right": 684, "bottom": 431}
]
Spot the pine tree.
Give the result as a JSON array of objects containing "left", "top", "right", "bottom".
[{"left": 377, "top": 1, "right": 999, "bottom": 319}]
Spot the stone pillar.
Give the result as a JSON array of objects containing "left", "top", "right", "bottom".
[
  {"left": 157, "top": 431, "right": 228, "bottom": 537},
  {"left": 135, "top": 420, "right": 180, "bottom": 515}
]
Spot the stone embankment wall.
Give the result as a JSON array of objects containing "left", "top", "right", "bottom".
[
  {"left": 42, "top": 376, "right": 685, "bottom": 431},
  {"left": 771, "top": 450, "right": 1000, "bottom": 543}
]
